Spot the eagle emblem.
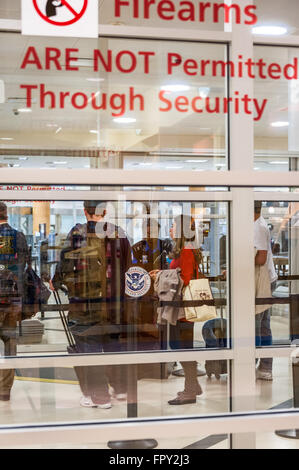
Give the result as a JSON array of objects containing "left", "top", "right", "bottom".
[{"left": 125, "top": 267, "right": 151, "bottom": 298}]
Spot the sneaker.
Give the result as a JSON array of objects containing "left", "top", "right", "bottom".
[
  {"left": 256, "top": 369, "right": 273, "bottom": 381},
  {"left": 115, "top": 393, "right": 127, "bottom": 401},
  {"left": 80, "top": 396, "right": 112, "bottom": 409},
  {"left": 109, "top": 387, "right": 127, "bottom": 401}
]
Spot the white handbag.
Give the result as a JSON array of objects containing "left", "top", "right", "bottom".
[{"left": 183, "top": 278, "right": 217, "bottom": 322}]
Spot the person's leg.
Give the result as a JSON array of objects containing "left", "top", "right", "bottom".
[
  {"left": 104, "top": 334, "right": 128, "bottom": 396},
  {"left": 72, "top": 333, "right": 111, "bottom": 405},
  {"left": 179, "top": 322, "right": 202, "bottom": 395},
  {"left": 258, "top": 308, "right": 273, "bottom": 372},
  {"left": 255, "top": 311, "right": 263, "bottom": 369},
  {"left": 0, "top": 367, "right": 14, "bottom": 400},
  {"left": 259, "top": 281, "right": 276, "bottom": 373},
  {"left": 168, "top": 322, "right": 202, "bottom": 404},
  {"left": 0, "top": 335, "right": 16, "bottom": 400}
]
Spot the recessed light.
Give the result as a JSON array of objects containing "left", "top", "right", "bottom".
[
  {"left": 269, "top": 161, "right": 288, "bottom": 165},
  {"left": 186, "top": 159, "right": 208, "bottom": 163},
  {"left": 271, "top": 121, "right": 289, "bottom": 128},
  {"left": 89, "top": 130, "right": 99, "bottom": 134},
  {"left": 113, "top": 117, "right": 136, "bottom": 124},
  {"left": 161, "top": 85, "right": 190, "bottom": 92},
  {"left": 198, "top": 87, "right": 210, "bottom": 98},
  {"left": 18, "top": 108, "right": 32, "bottom": 113},
  {"left": 165, "top": 166, "right": 184, "bottom": 169},
  {"left": 46, "top": 124, "right": 58, "bottom": 128},
  {"left": 53, "top": 161, "right": 67, "bottom": 165},
  {"left": 86, "top": 78, "right": 105, "bottom": 82},
  {"left": 253, "top": 25, "right": 288, "bottom": 36},
  {"left": 0, "top": 137, "right": 14, "bottom": 141}
]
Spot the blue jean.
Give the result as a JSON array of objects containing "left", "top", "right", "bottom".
[{"left": 255, "top": 281, "right": 276, "bottom": 372}]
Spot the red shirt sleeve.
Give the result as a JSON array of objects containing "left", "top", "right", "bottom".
[{"left": 180, "top": 249, "right": 195, "bottom": 286}]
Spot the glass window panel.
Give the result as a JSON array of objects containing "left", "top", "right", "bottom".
[
  {"left": 0, "top": 33, "right": 228, "bottom": 171},
  {"left": 255, "top": 201, "right": 299, "bottom": 347},
  {"left": 254, "top": 45, "right": 299, "bottom": 171},
  {"left": 0, "top": 192, "right": 229, "bottom": 359}
]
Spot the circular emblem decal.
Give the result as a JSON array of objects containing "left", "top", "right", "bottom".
[
  {"left": 0, "top": 265, "right": 5, "bottom": 271},
  {"left": 125, "top": 267, "right": 151, "bottom": 298}
]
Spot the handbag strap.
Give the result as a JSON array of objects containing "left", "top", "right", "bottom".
[{"left": 191, "top": 249, "right": 205, "bottom": 279}]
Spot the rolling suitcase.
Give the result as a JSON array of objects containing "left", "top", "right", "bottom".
[
  {"left": 202, "top": 317, "right": 227, "bottom": 379},
  {"left": 202, "top": 277, "right": 227, "bottom": 379}
]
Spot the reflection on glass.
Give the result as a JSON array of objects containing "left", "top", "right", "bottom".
[
  {"left": 0, "top": 194, "right": 229, "bottom": 417},
  {"left": 254, "top": 44, "right": 299, "bottom": 171},
  {"left": 0, "top": 34, "right": 228, "bottom": 171}
]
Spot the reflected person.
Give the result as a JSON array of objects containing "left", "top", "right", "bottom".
[{"left": 0, "top": 202, "right": 29, "bottom": 402}]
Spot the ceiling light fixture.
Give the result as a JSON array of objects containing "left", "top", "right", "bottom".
[
  {"left": 55, "top": 127, "right": 62, "bottom": 134},
  {"left": 253, "top": 25, "right": 288, "bottom": 36},
  {"left": 186, "top": 159, "right": 208, "bottom": 163},
  {"left": 165, "top": 166, "right": 184, "bottom": 169},
  {"left": 54, "top": 161, "right": 67, "bottom": 165},
  {"left": 18, "top": 108, "right": 32, "bottom": 113},
  {"left": 86, "top": 78, "right": 105, "bottom": 82},
  {"left": 113, "top": 117, "right": 136, "bottom": 124},
  {"left": 0, "top": 137, "right": 14, "bottom": 141},
  {"left": 198, "top": 87, "right": 210, "bottom": 98},
  {"left": 269, "top": 161, "right": 288, "bottom": 165},
  {"left": 161, "top": 85, "right": 190, "bottom": 92},
  {"left": 271, "top": 121, "right": 289, "bottom": 128},
  {"left": 89, "top": 130, "right": 99, "bottom": 134}
]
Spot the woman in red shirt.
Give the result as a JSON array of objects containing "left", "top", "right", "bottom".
[{"left": 151, "top": 214, "right": 203, "bottom": 405}]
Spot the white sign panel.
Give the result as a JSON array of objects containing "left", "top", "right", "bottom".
[{"left": 22, "top": 0, "right": 98, "bottom": 38}]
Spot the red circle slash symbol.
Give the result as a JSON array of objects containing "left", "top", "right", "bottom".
[{"left": 33, "top": 0, "right": 88, "bottom": 26}]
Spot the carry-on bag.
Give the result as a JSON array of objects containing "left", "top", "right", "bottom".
[{"left": 202, "top": 277, "right": 227, "bottom": 379}]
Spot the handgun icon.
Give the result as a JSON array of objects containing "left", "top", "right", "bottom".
[{"left": 46, "top": 0, "right": 64, "bottom": 18}]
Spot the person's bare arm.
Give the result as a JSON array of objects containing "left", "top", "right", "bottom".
[{"left": 255, "top": 250, "right": 267, "bottom": 266}]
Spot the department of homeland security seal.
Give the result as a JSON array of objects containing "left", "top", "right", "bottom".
[{"left": 125, "top": 267, "right": 151, "bottom": 298}]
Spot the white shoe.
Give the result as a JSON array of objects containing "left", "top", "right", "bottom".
[
  {"left": 109, "top": 387, "right": 127, "bottom": 401},
  {"left": 256, "top": 369, "right": 273, "bottom": 381},
  {"left": 80, "top": 396, "right": 112, "bottom": 409},
  {"left": 115, "top": 393, "right": 127, "bottom": 401}
]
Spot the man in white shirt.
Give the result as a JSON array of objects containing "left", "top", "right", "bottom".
[{"left": 254, "top": 202, "right": 278, "bottom": 381}]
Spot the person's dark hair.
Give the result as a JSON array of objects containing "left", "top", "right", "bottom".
[
  {"left": 0, "top": 202, "right": 8, "bottom": 221},
  {"left": 83, "top": 201, "right": 106, "bottom": 217},
  {"left": 254, "top": 201, "right": 263, "bottom": 214}
]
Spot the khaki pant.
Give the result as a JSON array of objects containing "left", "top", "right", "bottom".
[
  {"left": 0, "top": 302, "right": 20, "bottom": 398},
  {"left": 0, "top": 333, "right": 16, "bottom": 397}
]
